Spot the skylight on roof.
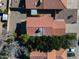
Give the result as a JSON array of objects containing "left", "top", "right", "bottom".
[{"left": 31, "top": 10, "right": 37, "bottom": 15}]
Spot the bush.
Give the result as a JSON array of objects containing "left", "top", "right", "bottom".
[
  {"left": 5, "top": 39, "right": 13, "bottom": 44},
  {"left": 12, "top": 32, "right": 17, "bottom": 38},
  {"left": 0, "top": 55, "right": 8, "bottom": 59},
  {"left": 3, "top": 9, "right": 8, "bottom": 14},
  {"left": 0, "top": 9, "right": 3, "bottom": 13},
  {"left": 21, "top": 34, "right": 30, "bottom": 43},
  {"left": 25, "top": 34, "right": 76, "bottom": 52}
]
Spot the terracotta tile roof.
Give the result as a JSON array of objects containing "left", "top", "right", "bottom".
[
  {"left": 56, "top": 56, "right": 63, "bottom": 59},
  {"left": 26, "top": 17, "right": 65, "bottom": 36},
  {"left": 25, "top": 0, "right": 67, "bottom": 9},
  {"left": 30, "top": 51, "right": 46, "bottom": 59},
  {"left": 26, "top": 17, "right": 54, "bottom": 27},
  {"left": 26, "top": 17, "right": 54, "bottom": 36},
  {"left": 25, "top": 0, "right": 43, "bottom": 9},
  {"left": 53, "top": 20, "right": 65, "bottom": 29},
  {"left": 60, "top": 0, "right": 67, "bottom": 8},
  {"left": 43, "top": 27, "right": 53, "bottom": 36},
  {"left": 30, "top": 51, "right": 46, "bottom": 56},
  {"left": 52, "top": 20, "right": 65, "bottom": 36},
  {"left": 27, "top": 27, "right": 53, "bottom": 36},
  {"left": 30, "top": 49, "right": 67, "bottom": 59},
  {"left": 43, "top": 0, "right": 66, "bottom": 9},
  {"left": 47, "top": 50, "right": 56, "bottom": 59},
  {"left": 27, "top": 27, "right": 37, "bottom": 36}
]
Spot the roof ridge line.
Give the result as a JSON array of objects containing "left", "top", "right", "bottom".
[{"left": 58, "top": 0, "right": 66, "bottom": 9}]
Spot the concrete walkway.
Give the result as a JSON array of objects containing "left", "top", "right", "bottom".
[{"left": 0, "top": 22, "right": 3, "bottom": 35}]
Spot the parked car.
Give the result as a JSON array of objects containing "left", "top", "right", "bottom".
[
  {"left": 67, "top": 48, "right": 75, "bottom": 57},
  {"left": 2, "top": 14, "right": 8, "bottom": 21}
]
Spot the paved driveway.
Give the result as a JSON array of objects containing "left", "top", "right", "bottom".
[
  {"left": 8, "top": 0, "right": 26, "bottom": 32},
  {"left": 8, "top": 10, "right": 26, "bottom": 32}
]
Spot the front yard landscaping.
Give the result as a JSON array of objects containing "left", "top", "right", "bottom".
[
  {"left": 21, "top": 34, "right": 76, "bottom": 52},
  {"left": 0, "top": 32, "right": 76, "bottom": 59},
  {"left": 0, "top": 9, "right": 8, "bottom": 14}
]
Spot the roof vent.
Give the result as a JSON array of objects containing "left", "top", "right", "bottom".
[{"left": 31, "top": 10, "right": 37, "bottom": 15}]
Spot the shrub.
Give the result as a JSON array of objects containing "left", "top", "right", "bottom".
[
  {"left": 21, "top": 34, "right": 76, "bottom": 52},
  {"left": 0, "top": 9, "right": 3, "bottom": 13},
  {"left": 3, "top": 9, "right": 8, "bottom": 14}
]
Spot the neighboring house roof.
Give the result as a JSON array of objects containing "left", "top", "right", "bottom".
[
  {"left": 26, "top": 17, "right": 54, "bottom": 27},
  {"left": 47, "top": 50, "right": 56, "bottom": 59},
  {"left": 26, "top": 17, "right": 65, "bottom": 36},
  {"left": 30, "top": 49, "right": 67, "bottom": 59},
  {"left": 30, "top": 51, "right": 46, "bottom": 56},
  {"left": 25, "top": 0, "right": 67, "bottom": 9},
  {"left": 60, "top": 0, "right": 67, "bottom": 8},
  {"left": 26, "top": 0, "right": 43, "bottom": 9},
  {"left": 30, "top": 51, "right": 46, "bottom": 59},
  {"left": 52, "top": 20, "right": 65, "bottom": 36},
  {"left": 55, "top": 9, "right": 77, "bottom": 24},
  {"left": 43, "top": 0, "right": 66, "bottom": 9},
  {"left": 53, "top": 20, "right": 65, "bottom": 29}
]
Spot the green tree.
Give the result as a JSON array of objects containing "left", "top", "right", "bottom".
[
  {"left": 21, "top": 34, "right": 30, "bottom": 43},
  {"left": 0, "top": 9, "right": 3, "bottom": 13},
  {"left": 3, "top": 9, "right": 8, "bottom": 14},
  {"left": 21, "top": 34, "right": 76, "bottom": 52},
  {"left": 0, "top": 56, "right": 8, "bottom": 59},
  {"left": 5, "top": 32, "right": 16, "bottom": 44}
]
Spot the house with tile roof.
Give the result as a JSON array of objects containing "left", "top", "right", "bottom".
[
  {"left": 25, "top": 0, "right": 77, "bottom": 59},
  {"left": 30, "top": 49, "right": 67, "bottom": 59},
  {"left": 5, "top": 0, "right": 77, "bottom": 59},
  {"left": 26, "top": 17, "right": 65, "bottom": 36}
]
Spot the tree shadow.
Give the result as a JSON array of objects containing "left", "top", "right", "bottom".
[
  {"left": 19, "top": 0, "right": 26, "bottom": 8},
  {"left": 20, "top": 21, "right": 26, "bottom": 34},
  {"left": 27, "top": 9, "right": 62, "bottom": 19},
  {"left": 10, "top": 8, "right": 27, "bottom": 14},
  {"left": 15, "top": 23, "right": 21, "bottom": 36},
  {"left": 10, "top": 0, "right": 26, "bottom": 14},
  {"left": 15, "top": 21, "right": 26, "bottom": 36}
]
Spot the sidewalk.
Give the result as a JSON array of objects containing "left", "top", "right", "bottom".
[{"left": 0, "top": 22, "right": 3, "bottom": 35}]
